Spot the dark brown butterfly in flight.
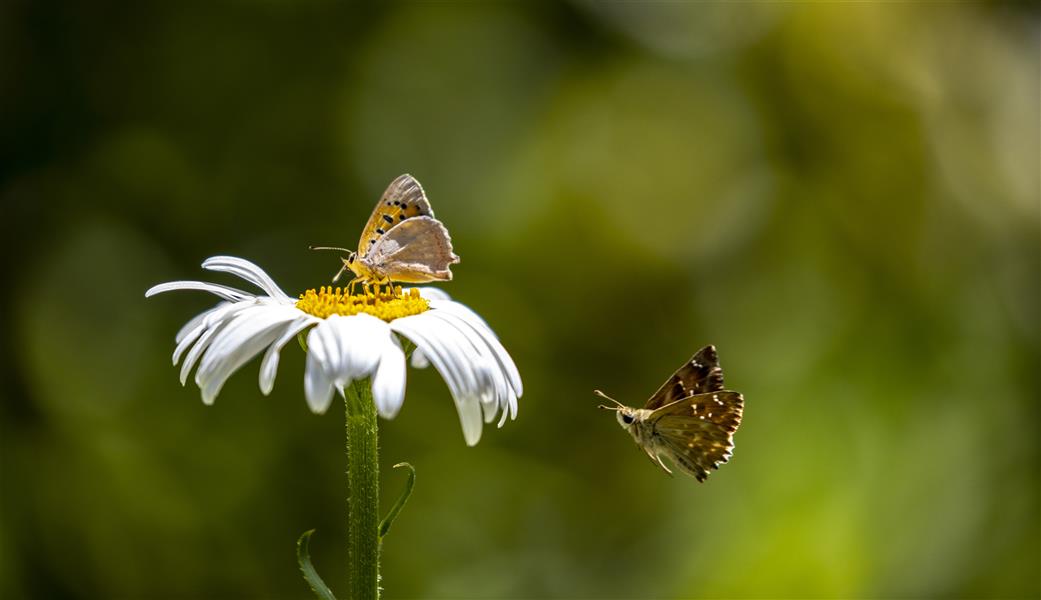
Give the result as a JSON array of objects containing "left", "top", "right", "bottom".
[{"left": 596, "top": 345, "right": 744, "bottom": 482}]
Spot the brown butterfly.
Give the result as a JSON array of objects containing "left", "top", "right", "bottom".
[
  {"left": 312, "top": 174, "right": 460, "bottom": 287},
  {"left": 596, "top": 345, "right": 743, "bottom": 482}
]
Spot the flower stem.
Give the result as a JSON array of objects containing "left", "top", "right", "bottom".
[{"left": 345, "top": 379, "right": 379, "bottom": 600}]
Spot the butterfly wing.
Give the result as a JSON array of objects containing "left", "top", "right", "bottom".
[
  {"left": 357, "top": 174, "right": 435, "bottom": 256},
  {"left": 650, "top": 391, "right": 744, "bottom": 482},
  {"left": 366, "top": 216, "right": 460, "bottom": 283},
  {"left": 644, "top": 345, "right": 726, "bottom": 411}
]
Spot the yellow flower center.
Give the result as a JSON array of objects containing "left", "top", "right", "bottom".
[{"left": 295, "top": 286, "right": 429, "bottom": 321}]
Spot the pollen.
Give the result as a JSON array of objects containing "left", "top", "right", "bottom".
[{"left": 295, "top": 285, "right": 429, "bottom": 321}]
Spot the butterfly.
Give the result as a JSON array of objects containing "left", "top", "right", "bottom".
[
  {"left": 312, "top": 174, "right": 460, "bottom": 287},
  {"left": 596, "top": 345, "right": 744, "bottom": 482}
]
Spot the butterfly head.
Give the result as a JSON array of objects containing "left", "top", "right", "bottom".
[
  {"left": 594, "top": 389, "right": 639, "bottom": 430},
  {"left": 341, "top": 251, "right": 359, "bottom": 273},
  {"left": 615, "top": 408, "right": 638, "bottom": 429},
  {"left": 333, "top": 250, "right": 366, "bottom": 284}
]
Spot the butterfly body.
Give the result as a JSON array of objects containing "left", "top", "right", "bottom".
[
  {"left": 598, "top": 346, "right": 744, "bottom": 482},
  {"left": 327, "top": 174, "right": 460, "bottom": 286}
]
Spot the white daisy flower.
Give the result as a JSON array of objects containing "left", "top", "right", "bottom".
[{"left": 146, "top": 256, "right": 521, "bottom": 446}]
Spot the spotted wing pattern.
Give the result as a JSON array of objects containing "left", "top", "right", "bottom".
[
  {"left": 357, "top": 174, "right": 434, "bottom": 257},
  {"left": 367, "top": 216, "right": 460, "bottom": 282},
  {"left": 652, "top": 390, "right": 744, "bottom": 482},
  {"left": 644, "top": 345, "right": 725, "bottom": 411}
]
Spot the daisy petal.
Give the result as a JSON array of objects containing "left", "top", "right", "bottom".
[
  {"left": 372, "top": 337, "right": 406, "bottom": 419},
  {"left": 410, "top": 348, "right": 430, "bottom": 369},
  {"left": 393, "top": 316, "right": 474, "bottom": 398},
  {"left": 392, "top": 313, "right": 487, "bottom": 446},
  {"left": 335, "top": 315, "right": 386, "bottom": 381},
  {"left": 305, "top": 347, "right": 335, "bottom": 414},
  {"left": 304, "top": 315, "right": 390, "bottom": 412},
  {"left": 180, "top": 320, "right": 228, "bottom": 386},
  {"left": 196, "top": 306, "right": 302, "bottom": 404},
  {"left": 173, "top": 321, "right": 206, "bottom": 366},
  {"left": 259, "top": 316, "right": 318, "bottom": 396},
  {"left": 172, "top": 301, "right": 246, "bottom": 366},
  {"left": 430, "top": 299, "right": 523, "bottom": 398},
  {"left": 427, "top": 311, "right": 511, "bottom": 421},
  {"left": 195, "top": 305, "right": 294, "bottom": 385},
  {"left": 200, "top": 325, "right": 283, "bottom": 405},
  {"left": 176, "top": 303, "right": 225, "bottom": 344},
  {"left": 497, "top": 391, "right": 516, "bottom": 428},
  {"left": 178, "top": 301, "right": 257, "bottom": 384},
  {"left": 146, "top": 281, "right": 252, "bottom": 302},
  {"left": 202, "top": 256, "right": 292, "bottom": 301}
]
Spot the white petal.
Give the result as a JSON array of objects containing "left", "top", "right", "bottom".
[
  {"left": 429, "top": 299, "right": 523, "bottom": 398},
  {"left": 410, "top": 348, "right": 429, "bottom": 369},
  {"left": 177, "top": 300, "right": 256, "bottom": 385},
  {"left": 372, "top": 337, "right": 406, "bottom": 419},
  {"left": 259, "top": 316, "right": 318, "bottom": 395},
  {"left": 393, "top": 314, "right": 479, "bottom": 398},
  {"left": 336, "top": 316, "right": 386, "bottom": 381},
  {"left": 392, "top": 313, "right": 487, "bottom": 445},
  {"left": 426, "top": 311, "right": 510, "bottom": 422},
  {"left": 172, "top": 302, "right": 242, "bottom": 366},
  {"left": 202, "top": 256, "right": 292, "bottom": 302},
  {"left": 195, "top": 305, "right": 301, "bottom": 404},
  {"left": 146, "top": 281, "right": 252, "bottom": 302},
  {"left": 176, "top": 304, "right": 224, "bottom": 344},
  {"left": 195, "top": 305, "right": 295, "bottom": 385},
  {"left": 305, "top": 346, "right": 335, "bottom": 414},
  {"left": 180, "top": 323, "right": 224, "bottom": 387},
  {"left": 200, "top": 325, "right": 283, "bottom": 405},
  {"left": 456, "top": 394, "right": 483, "bottom": 446},
  {"left": 319, "top": 315, "right": 387, "bottom": 384},
  {"left": 303, "top": 314, "right": 392, "bottom": 413},
  {"left": 497, "top": 390, "right": 516, "bottom": 428},
  {"left": 173, "top": 321, "right": 206, "bottom": 366}
]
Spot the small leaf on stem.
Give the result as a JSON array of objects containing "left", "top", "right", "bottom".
[
  {"left": 296, "top": 529, "right": 337, "bottom": 600},
  {"left": 379, "top": 462, "right": 416, "bottom": 539}
]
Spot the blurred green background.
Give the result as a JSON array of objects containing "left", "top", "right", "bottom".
[{"left": 2, "top": 2, "right": 1038, "bottom": 598}]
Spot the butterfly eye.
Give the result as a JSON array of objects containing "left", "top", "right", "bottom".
[{"left": 621, "top": 414, "right": 634, "bottom": 425}]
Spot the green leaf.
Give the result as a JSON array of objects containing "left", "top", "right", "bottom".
[
  {"left": 296, "top": 529, "right": 337, "bottom": 600},
  {"left": 379, "top": 462, "right": 416, "bottom": 539}
]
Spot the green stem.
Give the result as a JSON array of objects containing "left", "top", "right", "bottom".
[{"left": 345, "top": 379, "right": 380, "bottom": 600}]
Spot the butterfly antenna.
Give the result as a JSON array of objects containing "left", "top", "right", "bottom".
[
  {"left": 309, "top": 245, "right": 352, "bottom": 252},
  {"left": 594, "top": 389, "right": 625, "bottom": 410}
]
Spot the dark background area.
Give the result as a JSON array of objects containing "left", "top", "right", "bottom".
[{"left": 2, "top": 2, "right": 1039, "bottom": 598}]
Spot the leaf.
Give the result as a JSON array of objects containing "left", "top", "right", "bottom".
[
  {"left": 379, "top": 462, "right": 416, "bottom": 539},
  {"left": 296, "top": 529, "right": 337, "bottom": 600}
]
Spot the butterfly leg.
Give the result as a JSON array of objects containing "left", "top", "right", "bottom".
[
  {"left": 644, "top": 448, "right": 673, "bottom": 476},
  {"left": 347, "top": 277, "right": 364, "bottom": 295},
  {"left": 655, "top": 454, "right": 674, "bottom": 476},
  {"left": 380, "top": 277, "right": 401, "bottom": 297},
  {"left": 642, "top": 445, "right": 673, "bottom": 476}
]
